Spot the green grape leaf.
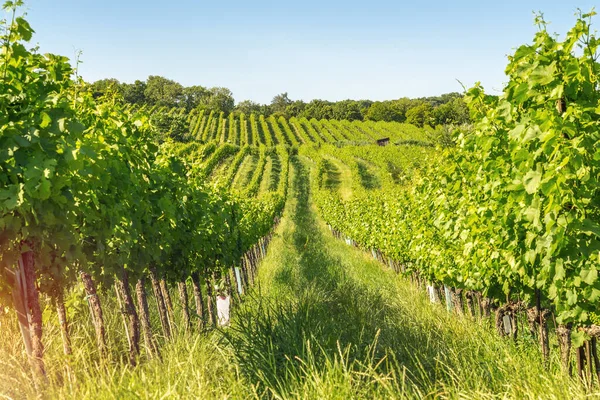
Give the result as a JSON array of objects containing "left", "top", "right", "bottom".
[
  {"left": 581, "top": 268, "right": 598, "bottom": 286},
  {"left": 15, "top": 17, "right": 34, "bottom": 41},
  {"left": 40, "top": 112, "right": 52, "bottom": 128},
  {"left": 571, "top": 329, "right": 586, "bottom": 348},
  {"left": 581, "top": 219, "right": 600, "bottom": 238},
  {"left": 523, "top": 170, "right": 542, "bottom": 194}
]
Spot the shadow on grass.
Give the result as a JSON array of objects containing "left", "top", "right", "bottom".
[
  {"left": 320, "top": 158, "right": 342, "bottom": 191},
  {"left": 355, "top": 159, "right": 380, "bottom": 190}
]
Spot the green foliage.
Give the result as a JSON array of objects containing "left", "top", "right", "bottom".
[
  {"left": 144, "top": 75, "right": 184, "bottom": 107},
  {"left": 235, "top": 99, "right": 262, "bottom": 115},
  {"left": 437, "top": 10, "right": 600, "bottom": 323},
  {"left": 331, "top": 99, "right": 369, "bottom": 121},
  {"left": 284, "top": 100, "right": 307, "bottom": 118},
  {"left": 182, "top": 85, "right": 208, "bottom": 111},
  {"left": 0, "top": 8, "right": 284, "bottom": 327},
  {"left": 405, "top": 101, "right": 433, "bottom": 127},
  {"left": 199, "top": 87, "right": 235, "bottom": 115},
  {"left": 122, "top": 79, "right": 147, "bottom": 104},
  {"left": 300, "top": 99, "right": 335, "bottom": 120},
  {"left": 365, "top": 101, "right": 403, "bottom": 122},
  {"left": 89, "top": 78, "right": 122, "bottom": 99},
  {"left": 151, "top": 111, "right": 191, "bottom": 142},
  {"left": 432, "top": 97, "right": 470, "bottom": 125},
  {"left": 0, "top": 7, "right": 86, "bottom": 296},
  {"left": 270, "top": 92, "right": 292, "bottom": 114},
  {"left": 90, "top": 80, "right": 466, "bottom": 129}
]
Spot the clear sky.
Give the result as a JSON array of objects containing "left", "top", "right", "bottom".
[{"left": 18, "top": 0, "right": 598, "bottom": 104}]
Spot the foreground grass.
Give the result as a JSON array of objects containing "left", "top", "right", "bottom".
[
  {"left": 1, "top": 156, "right": 596, "bottom": 399},
  {"left": 0, "top": 294, "right": 257, "bottom": 399}
]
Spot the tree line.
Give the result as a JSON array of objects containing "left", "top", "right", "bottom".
[{"left": 90, "top": 77, "right": 471, "bottom": 128}]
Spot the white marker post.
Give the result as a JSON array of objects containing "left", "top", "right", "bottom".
[
  {"left": 503, "top": 314, "right": 512, "bottom": 335},
  {"left": 427, "top": 284, "right": 439, "bottom": 303},
  {"left": 234, "top": 267, "right": 243, "bottom": 295},
  {"left": 216, "top": 295, "right": 231, "bottom": 327},
  {"left": 444, "top": 286, "right": 453, "bottom": 312}
]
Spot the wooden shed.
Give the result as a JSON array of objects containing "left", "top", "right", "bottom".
[{"left": 376, "top": 137, "right": 390, "bottom": 146}]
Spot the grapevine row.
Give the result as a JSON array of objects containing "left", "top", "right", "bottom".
[{"left": 0, "top": 11, "right": 287, "bottom": 384}]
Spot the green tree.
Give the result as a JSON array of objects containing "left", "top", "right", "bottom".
[
  {"left": 200, "top": 87, "right": 235, "bottom": 114},
  {"left": 284, "top": 100, "right": 306, "bottom": 118},
  {"left": 391, "top": 98, "right": 415, "bottom": 121},
  {"left": 271, "top": 92, "right": 292, "bottom": 114},
  {"left": 301, "top": 99, "right": 334, "bottom": 120},
  {"left": 365, "top": 101, "right": 402, "bottom": 122},
  {"left": 418, "top": 92, "right": 462, "bottom": 107},
  {"left": 432, "top": 97, "right": 470, "bottom": 125},
  {"left": 122, "top": 80, "right": 147, "bottom": 104},
  {"left": 235, "top": 100, "right": 262, "bottom": 115},
  {"left": 405, "top": 102, "right": 433, "bottom": 127},
  {"left": 331, "top": 100, "right": 366, "bottom": 121},
  {"left": 182, "top": 85, "right": 208, "bottom": 111},
  {"left": 90, "top": 78, "right": 122, "bottom": 99},
  {"left": 144, "top": 75, "right": 184, "bottom": 107}
]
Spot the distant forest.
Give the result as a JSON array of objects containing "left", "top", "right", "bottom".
[{"left": 90, "top": 76, "right": 470, "bottom": 128}]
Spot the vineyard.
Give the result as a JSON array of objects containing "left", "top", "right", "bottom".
[
  {"left": 140, "top": 103, "right": 433, "bottom": 147},
  {"left": 2, "top": 4, "right": 600, "bottom": 400}
]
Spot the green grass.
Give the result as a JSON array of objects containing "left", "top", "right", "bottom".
[
  {"left": 258, "top": 156, "right": 274, "bottom": 196},
  {"left": 222, "top": 157, "right": 593, "bottom": 399},
  {"left": 321, "top": 156, "right": 352, "bottom": 201},
  {"left": 1, "top": 156, "right": 597, "bottom": 399},
  {"left": 319, "top": 158, "right": 342, "bottom": 191},
  {"left": 354, "top": 159, "right": 380, "bottom": 189},
  {"left": 232, "top": 152, "right": 258, "bottom": 190},
  {"left": 209, "top": 152, "right": 236, "bottom": 182}
]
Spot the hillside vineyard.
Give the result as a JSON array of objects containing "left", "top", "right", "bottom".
[
  {"left": 136, "top": 104, "right": 432, "bottom": 146},
  {"left": 1, "top": 5, "right": 600, "bottom": 399}
]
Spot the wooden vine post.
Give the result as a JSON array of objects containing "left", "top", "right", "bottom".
[
  {"left": 535, "top": 291, "right": 549, "bottom": 362},
  {"left": 136, "top": 277, "right": 159, "bottom": 358},
  {"left": 150, "top": 266, "right": 171, "bottom": 339},
  {"left": 10, "top": 254, "right": 45, "bottom": 386},
  {"left": 177, "top": 279, "right": 191, "bottom": 332},
  {"left": 80, "top": 271, "right": 108, "bottom": 360},
  {"left": 557, "top": 324, "right": 572, "bottom": 376},
  {"left": 115, "top": 269, "right": 141, "bottom": 366},
  {"left": 159, "top": 277, "right": 175, "bottom": 333},
  {"left": 190, "top": 272, "right": 206, "bottom": 330},
  {"left": 54, "top": 289, "right": 72, "bottom": 356}
]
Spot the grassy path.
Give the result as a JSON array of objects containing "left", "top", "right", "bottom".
[
  {"left": 43, "top": 156, "right": 588, "bottom": 399},
  {"left": 232, "top": 152, "right": 258, "bottom": 190},
  {"left": 208, "top": 152, "right": 236, "bottom": 182},
  {"left": 258, "top": 155, "right": 274, "bottom": 196},
  {"left": 321, "top": 156, "right": 353, "bottom": 200},
  {"left": 225, "top": 156, "right": 584, "bottom": 399}
]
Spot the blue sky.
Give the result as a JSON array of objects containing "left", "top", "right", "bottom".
[{"left": 19, "top": 0, "right": 598, "bottom": 104}]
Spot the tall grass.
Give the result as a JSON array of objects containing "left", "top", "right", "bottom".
[
  {"left": 0, "top": 284, "right": 257, "bottom": 399},
  {"left": 1, "top": 156, "right": 597, "bottom": 399}
]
